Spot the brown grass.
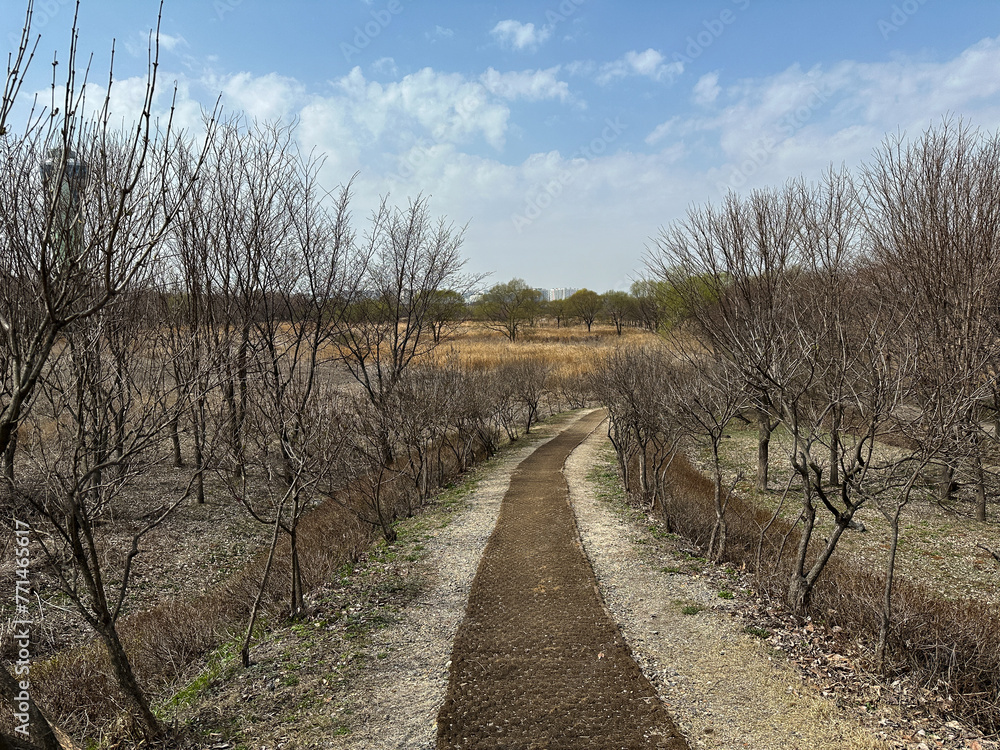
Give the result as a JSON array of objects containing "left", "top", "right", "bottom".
[{"left": 433, "top": 323, "right": 648, "bottom": 365}]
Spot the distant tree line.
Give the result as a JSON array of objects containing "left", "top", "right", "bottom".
[{"left": 472, "top": 277, "right": 678, "bottom": 341}]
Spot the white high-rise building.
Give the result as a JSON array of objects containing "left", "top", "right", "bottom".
[
  {"left": 533, "top": 287, "right": 579, "bottom": 302},
  {"left": 549, "top": 287, "right": 578, "bottom": 301}
]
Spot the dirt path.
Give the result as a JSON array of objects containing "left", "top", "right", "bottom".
[{"left": 436, "top": 410, "right": 688, "bottom": 749}]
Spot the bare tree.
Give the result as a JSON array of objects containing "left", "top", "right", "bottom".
[
  {"left": 629, "top": 278, "right": 668, "bottom": 332},
  {"left": 210, "top": 120, "right": 362, "bottom": 619},
  {"left": 334, "top": 195, "right": 472, "bottom": 462},
  {"left": 312, "top": 393, "right": 403, "bottom": 543},
  {"left": 862, "top": 118, "right": 1000, "bottom": 522},
  {"left": 427, "top": 289, "right": 468, "bottom": 343},
  {"left": 0, "top": 0, "right": 215, "bottom": 486},
  {"left": 20, "top": 293, "right": 198, "bottom": 739},
  {"left": 592, "top": 344, "right": 684, "bottom": 512},
  {"left": 601, "top": 290, "right": 634, "bottom": 336},
  {"left": 159, "top": 137, "right": 230, "bottom": 503},
  {"left": 501, "top": 356, "right": 551, "bottom": 434},
  {"left": 667, "top": 353, "right": 748, "bottom": 561},
  {"left": 648, "top": 186, "right": 798, "bottom": 492}
]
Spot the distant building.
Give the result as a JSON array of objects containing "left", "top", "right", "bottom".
[
  {"left": 548, "top": 287, "right": 577, "bottom": 301},
  {"left": 533, "top": 287, "right": 579, "bottom": 302},
  {"left": 41, "top": 146, "right": 89, "bottom": 268}
]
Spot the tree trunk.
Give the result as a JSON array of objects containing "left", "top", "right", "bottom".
[
  {"left": 787, "top": 482, "right": 817, "bottom": 615},
  {"left": 98, "top": 624, "right": 161, "bottom": 739},
  {"left": 708, "top": 446, "right": 727, "bottom": 561},
  {"left": 876, "top": 514, "right": 901, "bottom": 673},
  {"left": 289, "top": 522, "right": 303, "bottom": 617},
  {"left": 0, "top": 665, "right": 64, "bottom": 750},
  {"left": 829, "top": 407, "right": 840, "bottom": 487},
  {"left": 787, "top": 573, "right": 810, "bottom": 616},
  {"left": 379, "top": 515, "right": 398, "bottom": 543},
  {"left": 756, "top": 410, "right": 772, "bottom": 491},
  {"left": 242, "top": 506, "right": 284, "bottom": 667},
  {"left": 974, "top": 451, "right": 987, "bottom": 522},
  {"left": 169, "top": 415, "right": 182, "bottom": 468},
  {"left": 636, "top": 431, "right": 649, "bottom": 497},
  {"left": 937, "top": 461, "right": 955, "bottom": 505},
  {"left": 193, "top": 393, "right": 208, "bottom": 503},
  {"left": 3, "top": 430, "right": 15, "bottom": 484}
]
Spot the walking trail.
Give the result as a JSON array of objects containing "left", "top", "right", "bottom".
[
  {"left": 435, "top": 409, "right": 688, "bottom": 749},
  {"left": 325, "top": 409, "right": 880, "bottom": 750}
]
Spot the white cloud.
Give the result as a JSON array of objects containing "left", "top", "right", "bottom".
[
  {"left": 480, "top": 67, "right": 571, "bottom": 103},
  {"left": 645, "top": 116, "right": 680, "bottom": 146},
  {"left": 125, "top": 31, "right": 187, "bottom": 57},
  {"left": 334, "top": 66, "right": 511, "bottom": 150},
  {"left": 692, "top": 72, "right": 721, "bottom": 106},
  {"left": 597, "top": 49, "right": 683, "bottom": 85},
  {"left": 80, "top": 34, "right": 1000, "bottom": 292},
  {"left": 372, "top": 57, "right": 398, "bottom": 77},
  {"left": 217, "top": 72, "right": 305, "bottom": 121},
  {"left": 435, "top": 25, "right": 455, "bottom": 38},
  {"left": 491, "top": 20, "right": 551, "bottom": 51},
  {"left": 655, "top": 36, "right": 1000, "bottom": 197},
  {"left": 158, "top": 33, "right": 188, "bottom": 52}
]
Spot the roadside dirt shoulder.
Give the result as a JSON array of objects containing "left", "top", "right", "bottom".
[{"left": 566, "top": 427, "right": 884, "bottom": 750}]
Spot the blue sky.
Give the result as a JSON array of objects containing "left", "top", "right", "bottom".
[{"left": 5, "top": 0, "right": 1000, "bottom": 291}]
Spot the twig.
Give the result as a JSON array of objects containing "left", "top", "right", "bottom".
[{"left": 975, "top": 543, "right": 1000, "bottom": 563}]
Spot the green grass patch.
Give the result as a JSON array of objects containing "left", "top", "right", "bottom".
[{"left": 159, "top": 631, "right": 242, "bottom": 715}]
